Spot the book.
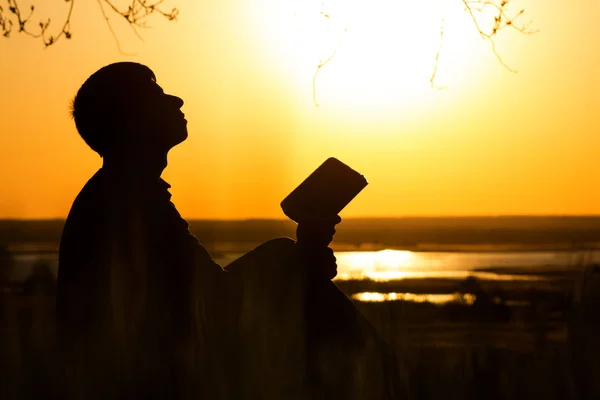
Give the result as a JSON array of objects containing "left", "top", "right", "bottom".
[{"left": 281, "top": 158, "right": 368, "bottom": 223}]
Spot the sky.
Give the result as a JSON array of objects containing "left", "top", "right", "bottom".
[{"left": 1, "top": 0, "right": 599, "bottom": 219}]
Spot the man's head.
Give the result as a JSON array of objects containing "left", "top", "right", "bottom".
[{"left": 71, "top": 62, "right": 187, "bottom": 157}]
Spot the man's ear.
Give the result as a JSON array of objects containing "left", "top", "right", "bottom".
[{"left": 118, "top": 110, "right": 144, "bottom": 139}]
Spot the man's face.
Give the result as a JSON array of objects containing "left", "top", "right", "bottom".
[{"left": 129, "top": 80, "right": 188, "bottom": 150}]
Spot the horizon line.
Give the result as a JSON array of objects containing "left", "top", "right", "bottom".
[{"left": 3, "top": 214, "right": 600, "bottom": 222}]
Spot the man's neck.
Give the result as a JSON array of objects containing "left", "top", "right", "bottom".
[{"left": 102, "top": 150, "right": 168, "bottom": 182}]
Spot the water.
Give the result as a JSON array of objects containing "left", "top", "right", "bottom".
[
  {"left": 12, "top": 248, "right": 598, "bottom": 283},
  {"left": 12, "top": 248, "right": 599, "bottom": 305},
  {"left": 333, "top": 249, "right": 599, "bottom": 281},
  {"left": 352, "top": 292, "right": 469, "bottom": 304}
]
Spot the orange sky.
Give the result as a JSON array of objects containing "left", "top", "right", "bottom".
[{"left": 1, "top": 0, "right": 599, "bottom": 219}]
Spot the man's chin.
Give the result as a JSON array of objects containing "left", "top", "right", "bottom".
[
  {"left": 180, "top": 128, "right": 188, "bottom": 142},
  {"left": 171, "top": 130, "right": 188, "bottom": 147}
]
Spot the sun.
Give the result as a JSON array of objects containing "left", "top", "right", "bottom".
[{"left": 256, "top": 0, "right": 488, "bottom": 114}]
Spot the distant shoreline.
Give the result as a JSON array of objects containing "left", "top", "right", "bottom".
[
  {"left": 3, "top": 216, "right": 600, "bottom": 255},
  {"left": 3, "top": 215, "right": 600, "bottom": 221},
  {"left": 6, "top": 242, "right": 600, "bottom": 256}
]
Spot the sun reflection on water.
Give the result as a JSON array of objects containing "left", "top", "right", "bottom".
[
  {"left": 352, "top": 292, "right": 476, "bottom": 305},
  {"left": 334, "top": 249, "right": 548, "bottom": 282}
]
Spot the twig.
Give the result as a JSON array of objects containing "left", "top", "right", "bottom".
[
  {"left": 312, "top": 28, "right": 347, "bottom": 107},
  {"left": 1, "top": 0, "right": 178, "bottom": 48},
  {"left": 461, "top": 0, "right": 536, "bottom": 74},
  {"left": 96, "top": 0, "right": 135, "bottom": 55},
  {"left": 430, "top": 17, "right": 447, "bottom": 90}
]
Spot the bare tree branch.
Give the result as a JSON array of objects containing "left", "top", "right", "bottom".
[
  {"left": 309, "top": 1, "right": 349, "bottom": 107},
  {"left": 3, "top": 0, "right": 535, "bottom": 103},
  {"left": 1, "top": 0, "right": 178, "bottom": 47},
  {"left": 430, "top": 17, "right": 448, "bottom": 90},
  {"left": 461, "top": 0, "right": 537, "bottom": 71},
  {"left": 430, "top": 0, "right": 536, "bottom": 87},
  {"left": 312, "top": 27, "right": 347, "bottom": 107},
  {"left": 1, "top": 0, "right": 74, "bottom": 45},
  {"left": 307, "top": 0, "right": 536, "bottom": 102},
  {"left": 96, "top": 0, "right": 135, "bottom": 55}
]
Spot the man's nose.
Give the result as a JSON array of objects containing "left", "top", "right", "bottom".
[{"left": 167, "top": 94, "right": 184, "bottom": 108}]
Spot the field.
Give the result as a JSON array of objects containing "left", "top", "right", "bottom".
[
  {"left": 1, "top": 277, "right": 592, "bottom": 399},
  {"left": 2, "top": 217, "right": 600, "bottom": 399}
]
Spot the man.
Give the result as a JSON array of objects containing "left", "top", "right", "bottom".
[{"left": 57, "top": 62, "right": 400, "bottom": 399}]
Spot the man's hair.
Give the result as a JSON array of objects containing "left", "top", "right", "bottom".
[{"left": 70, "top": 62, "right": 156, "bottom": 156}]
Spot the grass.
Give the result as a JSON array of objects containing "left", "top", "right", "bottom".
[{"left": 1, "top": 256, "right": 599, "bottom": 399}]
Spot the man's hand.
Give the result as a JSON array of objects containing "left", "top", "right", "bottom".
[
  {"left": 296, "top": 215, "right": 341, "bottom": 248},
  {"left": 295, "top": 215, "right": 341, "bottom": 280}
]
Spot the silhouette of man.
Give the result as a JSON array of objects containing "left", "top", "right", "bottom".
[
  {"left": 57, "top": 62, "right": 401, "bottom": 399},
  {"left": 56, "top": 62, "right": 346, "bottom": 399}
]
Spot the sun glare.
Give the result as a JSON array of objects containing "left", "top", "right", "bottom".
[{"left": 258, "top": 0, "right": 489, "bottom": 113}]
